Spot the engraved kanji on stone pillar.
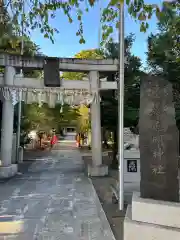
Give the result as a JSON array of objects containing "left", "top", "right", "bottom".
[{"left": 139, "top": 76, "right": 179, "bottom": 202}]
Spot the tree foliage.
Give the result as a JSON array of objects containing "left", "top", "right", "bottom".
[
  {"left": 21, "top": 103, "right": 55, "bottom": 132},
  {"left": 62, "top": 49, "right": 104, "bottom": 80},
  {"left": 0, "top": 1, "right": 40, "bottom": 55},
  {"left": 76, "top": 104, "right": 90, "bottom": 133},
  {"left": 0, "top": 3, "right": 42, "bottom": 77},
  {"left": 101, "top": 34, "right": 141, "bottom": 130},
  {"left": 5, "top": 0, "right": 179, "bottom": 45},
  {"left": 14, "top": 102, "right": 80, "bottom": 133},
  {"left": 146, "top": 4, "right": 180, "bottom": 127},
  {"left": 100, "top": 34, "right": 142, "bottom": 167},
  {"left": 147, "top": 5, "right": 180, "bottom": 79},
  {"left": 52, "top": 104, "right": 80, "bottom": 130},
  {"left": 62, "top": 39, "right": 141, "bottom": 135},
  {"left": 62, "top": 49, "right": 104, "bottom": 133},
  {"left": 0, "top": 9, "right": 78, "bottom": 134},
  {"left": 0, "top": 1, "right": 16, "bottom": 46}
]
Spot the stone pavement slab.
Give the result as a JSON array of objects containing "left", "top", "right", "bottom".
[{"left": 0, "top": 150, "right": 115, "bottom": 240}]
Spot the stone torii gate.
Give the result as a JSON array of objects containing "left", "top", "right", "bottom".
[{"left": 0, "top": 53, "right": 119, "bottom": 178}]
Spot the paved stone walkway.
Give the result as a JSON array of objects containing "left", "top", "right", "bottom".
[{"left": 0, "top": 150, "right": 115, "bottom": 240}]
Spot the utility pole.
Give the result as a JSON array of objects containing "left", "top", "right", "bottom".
[
  {"left": 16, "top": 0, "right": 24, "bottom": 162},
  {"left": 98, "top": 0, "right": 102, "bottom": 48},
  {"left": 118, "top": 3, "right": 125, "bottom": 211}
]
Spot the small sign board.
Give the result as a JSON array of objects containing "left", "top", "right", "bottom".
[
  {"left": 127, "top": 159, "right": 137, "bottom": 173},
  {"left": 44, "top": 57, "right": 60, "bottom": 87}
]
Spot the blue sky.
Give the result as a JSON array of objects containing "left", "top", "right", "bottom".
[{"left": 30, "top": 0, "right": 161, "bottom": 66}]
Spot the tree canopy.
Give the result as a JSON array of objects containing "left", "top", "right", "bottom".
[
  {"left": 61, "top": 39, "right": 142, "bottom": 135},
  {"left": 76, "top": 104, "right": 90, "bottom": 133},
  {"left": 101, "top": 34, "right": 141, "bottom": 131},
  {"left": 0, "top": 1, "right": 40, "bottom": 55},
  {"left": 147, "top": 5, "right": 180, "bottom": 80},
  {"left": 146, "top": 4, "right": 180, "bottom": 127},
  {"left": 62, "top": 49, "right": 104, "bottom": 133},
  {"left": 0, "top": 7, "right": 80, "bottom": 135},
  {"left": 14, "top": 103, "right": 80, "bottom": 133},
  {"left": 62, "top": 49, "right": 104, "bottom": 80},
  {"left": 4, "top": 0, "right": 179, "bottom": 45},
  {"left": 0, "top": 3, "right": 42, "bottom": 77}
]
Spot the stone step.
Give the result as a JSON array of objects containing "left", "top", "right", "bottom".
[{"left": 124, "top": 205, "right": 180, "bottom": 240}]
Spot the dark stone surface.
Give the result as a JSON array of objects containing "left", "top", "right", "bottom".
[
  {"left": 44, "top": 57, "right": 60, "bottom": 87},
  {"left": 139, "top": 76, "right": 179, "bottom": 202}
]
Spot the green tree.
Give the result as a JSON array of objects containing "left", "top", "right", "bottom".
[
  {"left": 62, "top": 49, "right": 104, "bottom": 135},
  {"left": 146, "top": 4, "right": 180, "bottom": 148},
  {"left": 102, "top": 35, "right": 141, "bottom": 128},
  {"left": 0, "top": 1, "right": 16, "bottom": 46},
  {"left": 101, "top": 34, "right": 142, "bottom": 167},
  {"left": 7, "top": 0, "right": 178, "bottom": 44},
  {"left": 0, "top": 1, "right": 42, "bottom": 77},
  {"left": 51, "top": 104, "right": 80, "bottom": 131},
  {"left": 0, "top": 1, "right": 39, "bottom": 56},
  {"left": 0, "top": 5, "right": 43, "bottom": 138},
  {"left": 15, "top": 103, "right": 54, "bottom": 132},
  {"left": 0, "top": 34, "right": 42, "bottom": 77},
  {"left": 147, "top": 5, "right": 180, "bottom": 78},
  {"left": 62, "top": 49, "right": 103, "bottom": 80},
  {"left": 76, "top": 104, "right": 90, "bottom": 133},
  {"left": 146, "top": 5, "right": 180, "bottom": 104},
  {"left": 16, "top": 103, "right": 79, "bottom": 133},
  {"left": 62, "top": 49, "right": 103, "bottom": 136}
]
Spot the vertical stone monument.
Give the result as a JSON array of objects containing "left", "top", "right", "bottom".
[
  {"left": 139, "top": 76, "right": 179, "bottom": 202},
  {"left": 124, "top": 76, "right": 180, "bottom": 240}
]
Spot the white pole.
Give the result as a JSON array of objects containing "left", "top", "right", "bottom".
[
  {"left": 118, "top": 3, "right": 125, "bottom": 211},
  {"left": 16, "top": 0, "right": 24, "bottom": 162},
  {"left": 98, "top": 0, "right": 102, "bottom": 48}
]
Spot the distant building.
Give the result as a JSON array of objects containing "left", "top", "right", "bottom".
[
  {"left": 62, "top": 126, "right": 77, "bottom": 141},
  {"left": 63, "top": 127, "right": 76, "bottom": 135}
]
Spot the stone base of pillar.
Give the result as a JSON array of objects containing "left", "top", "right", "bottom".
[
  {"left": 85, "top": 164, "right": 108, "bottom": 177},
  {"left": 124, "top": 192, "right": 180, "bottom": 240},
  {"left": 0, "top": 164, "right": 18, "bottom": 179}
]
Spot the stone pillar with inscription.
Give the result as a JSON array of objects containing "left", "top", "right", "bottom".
[
  {"left": 139, "top": 76, "right": 179, "bottom": 202},
  {"left": 124, "top": 76, "right": 180, "bottom": 240}
]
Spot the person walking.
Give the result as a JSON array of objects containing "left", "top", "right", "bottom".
[
  {"left": 50, "top": 132, "right": 58, "bottom": 150},
  {"left": 76, "top": 133, "right": 80, "bottom": 148}
]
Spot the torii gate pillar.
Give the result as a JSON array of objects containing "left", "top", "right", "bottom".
[
  {"left": 0, "top": 66, "right": 18, "bottom": 178},
  {"left": 86, "top": 71, "right": 108, "bottom": 176}
]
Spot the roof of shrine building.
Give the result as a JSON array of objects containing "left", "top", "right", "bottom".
[{"left": 0, "top": 53, "right": 127, "bottom": 72}]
